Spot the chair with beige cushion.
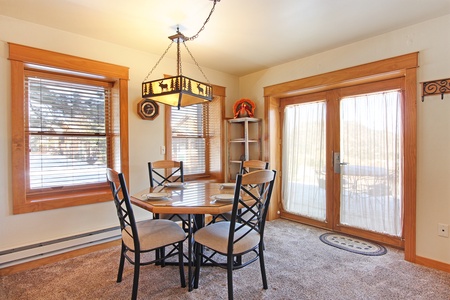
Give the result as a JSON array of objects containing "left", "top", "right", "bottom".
[
  {"left": 106, "top": 168, "right": 186, "bottom": 300},
  {"left": 193, "top": 169, "right": 277, "bottom": 300},
  {"left": 148, "top": 160, "right": 190, "bottom": 229}
]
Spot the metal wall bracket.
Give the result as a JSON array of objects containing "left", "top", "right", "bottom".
[{"left": 421, "top": 78, "right": 450, "bottom": 102}]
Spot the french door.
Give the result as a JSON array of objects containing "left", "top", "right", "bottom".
[{"left": 280, "top": 79, "right": 405, "bottom": 247}]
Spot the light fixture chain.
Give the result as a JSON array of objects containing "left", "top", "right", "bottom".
[
  {"left": 177, "top": 37, "right": 182, "bottom": 76},
  {"left": 185, "top": 0, "right": 219, "bottom": 41},
  {"left": 183, "top": 41, "right": 211, "bottom": 85},
  {"left": 143, "top": 41, "right": 174, "bottom": 82}
]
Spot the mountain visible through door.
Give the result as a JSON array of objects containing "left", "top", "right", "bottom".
[{"left": 339, "top": 91, "right": 403, "bottom": 237}]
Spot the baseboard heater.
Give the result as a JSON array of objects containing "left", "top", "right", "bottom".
[{"left": 0, "top": 226, "right": 121, "bottom": 269}]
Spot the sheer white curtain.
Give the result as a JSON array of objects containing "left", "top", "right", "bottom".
[
  {"left": 340, "top": 91, "right": 403, "bottom": 237},
  {"left": 282, "top": 101, "right": 327, "bottom": 221}
]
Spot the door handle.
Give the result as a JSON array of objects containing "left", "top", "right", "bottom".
[{"left": 333, "top": 152, "right": 349, "bottom": 173}]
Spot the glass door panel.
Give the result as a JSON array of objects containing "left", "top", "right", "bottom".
[
  {"left": 282, "top": 101, "right": 327, "bottom": 221},
  {"left": 339, "top": 91, "right": 403, "bottom": 237}
]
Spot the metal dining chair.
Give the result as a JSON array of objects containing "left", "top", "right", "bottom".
[
  {"left": 148, "top": 160, "right": 184, "bottom": 187},
  {"left": 148, "top": 160, "right": 192, "bottom": 264},
  {"left": 106, "top": 168, "right": 186, "bottom": 300},
  {"left": 193, "top": 169, "right": 277, "bottom": 300},
  {"left": 148, "top": 160, "right": 190, "bottom": 228},
  {"left": 210, "top": 160, "right": 270, "bottom": 224}
]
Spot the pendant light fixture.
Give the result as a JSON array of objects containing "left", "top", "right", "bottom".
[{"left": 142, "top": 0, "right": 220, "bottom": 109}]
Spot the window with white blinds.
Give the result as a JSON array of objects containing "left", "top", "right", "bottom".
[
  {"left": 26, "top": 73, "right": 113, "bottom": 190},
  {"left": 9, "top": 43, "right": 129, "bottom": 214},
  {"left": 170, "top": 97, "right": 221, "bottom": 178}
]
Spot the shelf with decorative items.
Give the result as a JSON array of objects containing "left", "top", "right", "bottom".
[{"left": 226, "top": 98, "right": 260, "bottom": 181}]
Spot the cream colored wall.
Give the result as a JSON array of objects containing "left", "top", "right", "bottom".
[
  {"left": 239, "top": 14, "right": 450, "bottom": 264},
  {"left": 0, "top": 15, "right": 239, "bottom": 251}
]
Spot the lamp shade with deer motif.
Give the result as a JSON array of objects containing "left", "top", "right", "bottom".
[{"left": 142, "top": 75, "right": 212, "bottom": 109}]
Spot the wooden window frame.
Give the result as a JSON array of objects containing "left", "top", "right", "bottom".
[{"left": 9, "top": 43, "right": 129, "bottom": 214}]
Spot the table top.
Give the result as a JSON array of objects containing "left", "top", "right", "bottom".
[{"left": 130, "top": 182, "right": 240, "bottom": 215}]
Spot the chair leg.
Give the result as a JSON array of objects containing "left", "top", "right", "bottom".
[
  {"left": 155, "top": 248, "right": 159, "bottom": 265},
  {"left": 193, "top": 242, "right": 201, "bottom": 289},
  {"left": 117, "top": 243, "right": 126, "bottom": 282},
  {"left": 131, "top": 252, "right": 140, "bottom": 300},
  {"left": 235, "top": 255, "right": 242, "bottom": 265},
  {"left": 178, "top": 242, "right": 186, "bottom": 288},
  {"left": 227, "top": 256, "right": 234, "bottom": 300},
  {"left": 154, "top": 213, "right": 164, "bottom": 267},
  {"left": 259, "top": 243, "right": 268, "bottom": 289},
  {"left": 159, "top": 247, "right": 166, "bottom": 267}
]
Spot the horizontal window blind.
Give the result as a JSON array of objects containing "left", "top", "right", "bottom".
[
  {"left": 171, "top": 105, "right": 206, "bottom": 175},
  {"left": 207, "top": 96, "right": 221, "bottom": 174},
  {"left": 171, "top": 97, "right": 221, "bottom": 177},
  {"left": 26, "top": 75, "right": 112, "bottom": 190}
]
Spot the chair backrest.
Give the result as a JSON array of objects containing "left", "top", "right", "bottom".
[
  {"left": 106, "top": 168, "right": 140, "bottom": 250},
  {"left": 240, "top": 160, "right": 269, "bottom": 191},
  {"left": 239, "top": 160, "right": 269, "bottom": 174},
  {"left": 228, "top": 169, "right": 276, "bottom": 254},
  {"left": 148, "top": 160, "right": 184, "bottom": 188}
]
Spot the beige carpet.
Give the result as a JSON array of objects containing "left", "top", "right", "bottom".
[{"left": 1, "top": 219, "right": 449, "bottom": 300}]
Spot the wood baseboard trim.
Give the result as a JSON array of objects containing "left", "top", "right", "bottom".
[
  {"left": 415, "top": 255, "right": 450, "bottom": 273},
  {"left": 0, "top": 240, "right": 121, "bottom": 276}
]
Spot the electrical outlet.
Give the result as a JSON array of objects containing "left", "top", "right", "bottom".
[
  {"left": 160, "top": 145, "right": 166, "bottom": 155},
  {"left": 438, "top": 223, "right": 449, "bottom": 238}
]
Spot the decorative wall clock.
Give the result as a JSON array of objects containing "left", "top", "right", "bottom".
[{"left": 137, "top": 99, "right": 159, "bottom": 120}]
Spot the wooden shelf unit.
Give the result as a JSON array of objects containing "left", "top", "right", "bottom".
[{"left": 226, "top": 117, "right": 262, "bottom": 182}]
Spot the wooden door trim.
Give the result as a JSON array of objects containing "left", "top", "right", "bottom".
[
  {"left": 264, "top": 53, "right": 418, "bottom": 262},
  {"left": 264, "top": 52, "right": 417, "bottom": 97}
]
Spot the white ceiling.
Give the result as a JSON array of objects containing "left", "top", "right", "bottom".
[{"left": 1, "top": 0, "right": 450, "bottom": 76}]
